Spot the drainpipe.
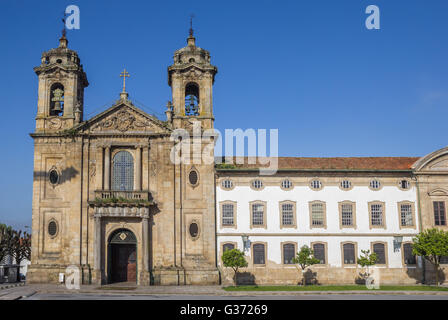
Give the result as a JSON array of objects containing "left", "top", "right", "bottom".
[{"left": 413, "top": 174, "right": 425, "bottom": 284}]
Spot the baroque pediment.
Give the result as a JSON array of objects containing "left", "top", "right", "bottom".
[{"left": 85, "top": 103, "right": 170, "bottom": 135}]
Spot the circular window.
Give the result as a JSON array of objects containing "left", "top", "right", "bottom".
[
  {"left": 56, "top": 59, "right": 62, "bottom": 64},
  {"left": 399, "top": 180, "right": 410, "bottom": 190},
  {"left": 340, "top": 180, "right": 352, "bottom": 190},
  {"left": 281, "top": 179, "right": 293, "bottom": 190},
  {"left": 370, "top": 179, "right": 381, "bottom": 190},
  {"left": 48, "top": 221, "right": 58, "bottom": 237},
  {"left": 189, "top": 58, "right": 195, "bottom": 63},
  {"left": 310, "top": 179, "right": 322, "bottom": 190},
  {"left": 189, "top": 170, "right": 199, "bottom": 186},
  {"left": 49, "top": 169, "right": 59, "bottom": 185},
  {"left": 251, "top": 179, "right": 263, "bottom": 190},
  {"left": 222, "top": 179, "right": 233, "bottom": 190},
  {"left": 189, "top": 222, "right": 199, "bottom": 238}
]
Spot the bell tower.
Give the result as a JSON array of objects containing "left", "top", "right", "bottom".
[
  {"left": 167, "top": 25, "right": 217, "bottom": 130},
  {"left": 34, "top": 31, "right": 88, "bottom": 132}
]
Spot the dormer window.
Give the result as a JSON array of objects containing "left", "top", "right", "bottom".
[{"left": 185, "top": 82, "right": 199, "bottom": 116}]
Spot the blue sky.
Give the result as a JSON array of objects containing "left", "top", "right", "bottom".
[{"left": 1, "top": 0, "right": 448, "bottom": 229}]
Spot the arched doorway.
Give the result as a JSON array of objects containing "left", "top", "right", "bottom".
[{"left": 108, "top": 229, "right": 137, "bottom": 283}]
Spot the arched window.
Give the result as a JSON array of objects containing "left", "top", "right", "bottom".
[
  {"left": 50, "top": 83, "right": 64, "bottom": 116},
  {"left": 112, "top": 151, "right": 134, "bottom": 191},
  {"left": 185, "top": 82, "right": 199, "bottom": 116}
]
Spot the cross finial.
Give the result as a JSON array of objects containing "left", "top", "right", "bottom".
[
  {"left": 120, "top": 69, "right": 130, "bottom": 93},
  {"left": 189, "top": 14, "right": 195, "bottom": 37}
]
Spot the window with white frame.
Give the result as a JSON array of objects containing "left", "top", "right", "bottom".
[
  {"left": 311, "top": 202, "right": 325, "bottom": 227},
  {"left": 343, "top": 243, "right": 356, "bottom": 264},
  {"left": 253, "top": 244, "right": 265, "bottom": 265},
  {"left": 252, "top": 203, "right": 265, "bottom": 226},
  {"left": 341, "top": 203, "right": 354, "bottom": 227},
  {"left": 281, "top": 203, "right": 294, "bottom": 226},
  {"left": 222, "top": 203, "right": 234, "bottom": 226},
  {"left": 370, "top": 203, "right": 384, "bottom": 227},
  {"left": 399, "top": 180, "right": 410, "bottom": 190},
  {"left": 310, "top": 179, "right": 322, "bottom": 190},
  {"left": 251, "top": 179, "right": 263, "bottom": 190},
  {"left": 373, "top": 243, "right": 386, "bottom": 264},
  {"left": 281, "top": 179, "right": 292, "bottom": 190},
  {"left": 340, "top": 180, "right": 352, "bottom": 190},
  {"left": 369, "top": 179, "right": 381, "bottom": 190},
  {"left": 221, "top": 179, "right": 233, "bottom": 190},
  {"left": 313, "top": 243, "right": 326, "bottom": 264},
  {"left": 400, "top": 203, "right": 414, "bottom": 227}
]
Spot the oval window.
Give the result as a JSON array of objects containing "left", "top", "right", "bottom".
[
  {"left": 189, "top": 223, "right": 199, "bottom": 238},
  {"left": 189, "top": 170, "right": 198, "bottom": 186},
  {"left": 48, "top": 221, "right": 58, "bottom": 237},
  {"left": 49, "top": 170, "right": 59, "bottom": 185}
]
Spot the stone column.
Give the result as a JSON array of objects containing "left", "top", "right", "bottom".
[
  {"left": 135, "top": 146, "right": 142, "bottom": 191},
  {"left": 93, "top": 214, "right": 102, "bottom": 284},
  {"left": 104, "top": 146, "right": 110, "bottom": 190},
  {"left": 142, "top": 216, "right": 149, "bottom": 272}
]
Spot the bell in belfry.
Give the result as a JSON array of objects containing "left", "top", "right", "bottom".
[{"left": 52, "top": 88, "right": 64, "bottom": 113}]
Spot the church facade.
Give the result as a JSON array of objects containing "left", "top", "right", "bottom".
[{"left": 28, "top": 30, "right": 448, "bottom": 285}]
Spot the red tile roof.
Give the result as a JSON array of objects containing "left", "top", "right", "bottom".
[{"left": 216, "top": 157, "right": 419, "bottom": 171}]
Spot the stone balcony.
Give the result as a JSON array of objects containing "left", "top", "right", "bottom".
[{"left": 94, "top": 190, "right": 151, "bottom": 201}]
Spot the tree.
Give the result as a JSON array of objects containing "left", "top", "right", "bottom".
[
  {"left": 11, "top": 230, "right": 31, "bottom": 266},
  {"left": 412, "top": 228, "right": 448, "bottom": 286},
  {"left": 0, "top": 224, "right": 14, "bottom": 263},
  {"left": 222, "top": 249, "right": 248, "bottom": 285},
  {"left": 292, "top": 245, "right": 320, "bottom": 285},
  {"left": 357, "top": 249, "right": 378, "bottom": 283}
]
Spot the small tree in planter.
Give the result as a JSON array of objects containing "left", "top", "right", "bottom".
[
  {"left": 292, "top": 245, "right": 320, "bottom": 285},
  {"left": 357, "top": 249, "right": 378, "bottom": 284},
  {"left": 222, "top": 249, "right": 248, "bottom": 285},
  {"left": 412, "top": 228, "right": 448, "bottom": 286}
]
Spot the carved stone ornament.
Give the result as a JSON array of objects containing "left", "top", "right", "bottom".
[
  {"left": 48, "top": 117, "right": 63, "bottom": 130},
  {"left": 91, "top": 109, "right": 155, "bottom": 133}
]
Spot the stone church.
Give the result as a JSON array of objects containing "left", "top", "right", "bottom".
[{"left": 28, "top": 29, "right": 448, "bottom": 285}]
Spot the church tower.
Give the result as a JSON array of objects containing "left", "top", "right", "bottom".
[
  {"left": 167, "top": 25, "right": 217, "bottom": 130},
  {"left": 34, "top": 32, "right": 88, "bottom": 132}
]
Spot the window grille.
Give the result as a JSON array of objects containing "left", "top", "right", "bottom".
[
  {"left": 222, "top": 204, "right": 234, "bottom": 226},
  {"left": 400, "top": 204, "right": 413, "bottom": 226},
  {"left": 253, "top": 244, "right": 265, "bottom": 264},
  {"left": 311, "top": 203, "right": 325, "bottom": 226},
  {"left": 373, "top": 243, "right": 386, "bottom": 264},
  {"left": 370, "top": 203, "right": 383, "bottom": 226},
  {"left": 399, "top": 180, "right": 410, "bottom": 189},
  {"left": 252, "top": 204, "right": 264, "bottom": 226},
  {"left": 281, "top": 179, "right": 292, "bottom": 189},
  {"left": 283, "top": 244, "right": 295, "bottom": 264},
  {"left": 343, "top": 243, "right": 355, "bottom": 264},
  {"left": 313, "top": 243, "right": 326, "bottom": 264},
  {"left": 310, "top": 180, "right": 322, "bottom": 190},
  {"left": 223, "top": 243, "right": 235, "bottom": 252},
  {"left": 341, "top": 180, "right": 351, "bottom": 189},
  {"left": 112, "top": 151, "right": 134, "bottom": 191},
  {"left": 222, "top": 179, "right": 233, "bottom": 189},
  {"left": 403, "top": 243, "right": 416, "bottom": 265},
  {"left": 252, "top": 180, "right": 263, "bottom": 189},
  {"left": 370, "top": 180, "right": 381, "bottom": 190},
  {"left": 341, "top": 203, "right": 353, "bottom": 226},
  {"left": 281, "top": 203, "right": 294, "bottom": 225}
]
